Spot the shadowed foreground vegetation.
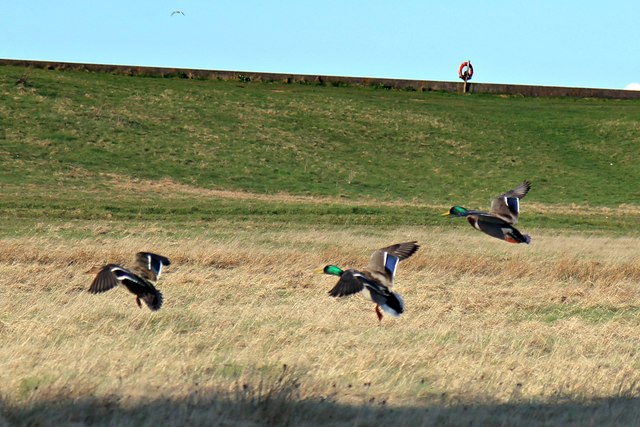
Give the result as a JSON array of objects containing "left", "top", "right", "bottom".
[{"left": 4, "top": 391, "right": 640, "bottom": 426}]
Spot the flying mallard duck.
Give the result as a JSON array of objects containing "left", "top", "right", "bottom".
[
  {"left": 442, "top": 181, "right": 531, "bottom": 244},
  {"left": 88, "top": 252, "right": 171, "bottom": 311},
  {"left": 317, "top": 242, "right": 419, "bottom": 321}
]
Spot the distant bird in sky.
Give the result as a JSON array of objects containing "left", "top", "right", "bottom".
[
  {"left": 87, "top": 252, "right": 171, "bottom": 311},
  {"left": 171, "top": 10, "right": 185, "bottom": 16},
  {"left": 317, "top": 241, "right": 419, "bottom": 321},
  {"left": 443, "top": 181, "right": 532, "bottom": 244}
]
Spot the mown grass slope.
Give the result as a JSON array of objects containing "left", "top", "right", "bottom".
[{"left": 3, "top": 66, "right": 640, "bottom": 209}]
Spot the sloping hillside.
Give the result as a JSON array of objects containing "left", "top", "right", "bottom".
[{"left": 2, "top": 65, "right": 640, "bottom": 233}]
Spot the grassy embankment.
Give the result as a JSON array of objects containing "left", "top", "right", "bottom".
[{"left": 1, "top": 65, "right": 640, "bottom": 426}]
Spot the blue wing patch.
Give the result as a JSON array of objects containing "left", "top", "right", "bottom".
[
  {"left": 384, "top": 253, "right": 399, "bottom": 278},
  {"left": 150, "top": 257, "right": 163, "bottom": 277},
  {"left": 506, "top": 197, "right": 520, "bottom": 215},
  {"left": 142, "top": 253, "right": 164, "bottom": 278}
]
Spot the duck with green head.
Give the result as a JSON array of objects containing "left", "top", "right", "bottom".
[
  {"left": 317, "top": 242, "right": 419, "bottom": 321},
  {"left": 443, "top": 181, "right": 532, "bottom": 244}
]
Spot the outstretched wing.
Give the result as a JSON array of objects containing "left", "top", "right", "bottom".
[
  {"left": 489, "top": 181, "right": 531, "bottom": 224},
  {"left": 367, "top": 241, "right": 419, "bottom": 284},
  {"left": 88, "top": 263, "right": 164, "bottom": 311},
  {"left": 328, "top": 270, "right": 365, "bottom": 298},
  {"left": 88, "top": 264, "right": 123, "bottom": 293},
  {"left": 134, "top": 252, "right": 171, "bottom": 282}
]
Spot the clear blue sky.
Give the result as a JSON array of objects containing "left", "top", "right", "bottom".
[{"left": 3, "top": 0, "right": 639, "bottom": 90}]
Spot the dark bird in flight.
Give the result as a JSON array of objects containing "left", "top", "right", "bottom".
[
  {"left": 443, "top": 181, "right": 532, "bottom": 244},
  {"left": 171, "top": 10, "right": 185, "bottom": 16},
  {"left": 317, "top": 242, "right": 419, "bottom": 321},
  {"left": 88, "top": 252, "right": 171, "bottom": 311}
]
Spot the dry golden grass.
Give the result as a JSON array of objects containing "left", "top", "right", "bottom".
[{"left": 2, "top": 225, "right": 640, "bottom": 426}]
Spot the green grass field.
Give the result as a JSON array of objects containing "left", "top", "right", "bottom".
[
  {"left": 3, "top": 66, "right": 640, "bottom": 204},
  {"left": 2, "top": 65, "right": 640, "bottom": 426}
]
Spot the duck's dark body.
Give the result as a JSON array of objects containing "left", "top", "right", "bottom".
[{"left": 466, "top": 213, "right": 531, "bottom": 244}]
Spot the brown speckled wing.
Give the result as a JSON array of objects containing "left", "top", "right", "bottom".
[
  {"left": 368, "top": 242, "right": 419, "bottom": 269},
  {"left": 489, "top": 181, "right": 531, "bottom": 224},
  {"left": 367, "top": 241, "right": 419, "bottom": 281},
  {"left": 134, "top": 252, "right": 171, "bottom": 282}
]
